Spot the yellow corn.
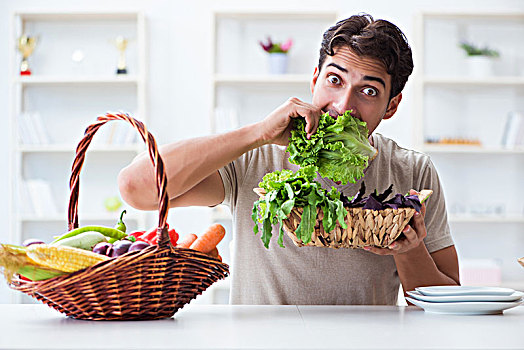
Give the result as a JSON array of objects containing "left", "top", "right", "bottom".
[{"left": 26, "top": 244, "right": 109, "bottom": 273}]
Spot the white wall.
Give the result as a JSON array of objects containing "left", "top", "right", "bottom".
[{"left": 1, "top": 0, "right": 523, "bottom": 303}]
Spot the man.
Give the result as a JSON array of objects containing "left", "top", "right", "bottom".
[{"left": 118, "top": 14, "right": 460, "bottom": 305}]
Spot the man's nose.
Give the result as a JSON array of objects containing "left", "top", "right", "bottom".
[{"left": 331, "top": 89, "right": 354, "bottom": 116}]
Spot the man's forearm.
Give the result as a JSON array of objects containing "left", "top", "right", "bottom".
[
  {"left": 118, "top": 122, "right": 265, "bottom": 209},
  {"left": 394, "top": 242, "right": 458, "bottom": 294}
]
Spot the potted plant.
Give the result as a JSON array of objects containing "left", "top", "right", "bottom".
[
  {"left": 259, "top": 37, "right": 293, "bottom": 74},
  {"left": 459, "top": 41, "right": 500, "bottom": 77}
]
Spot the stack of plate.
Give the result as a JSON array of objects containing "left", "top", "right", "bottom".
[{"left": 405, "top": 286, "right": 524, "bottom": 315}]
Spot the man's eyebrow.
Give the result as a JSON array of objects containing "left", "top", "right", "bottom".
[
  {"left": 326, "top": 62, "right": 348, "bottom": 73},
  {"left": 363, "top": 75, "right": 386, "bottom": 89}
]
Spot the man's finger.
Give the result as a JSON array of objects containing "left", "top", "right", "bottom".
[
  {"left": 303, "top": 110, "right": 320, "bottom": 137},
  {"left": 411, "top": 211, "right": 427, "bottom": 240},
  {"left": 401, "top": 225, "right": 418, "bottom": 244},
  {"left": 363, "top": 246, "right": 390, "bottom": 255}
]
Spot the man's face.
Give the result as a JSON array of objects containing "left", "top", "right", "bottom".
[{"left": 311, "top": 46, "right": 402, "bottom": 135}]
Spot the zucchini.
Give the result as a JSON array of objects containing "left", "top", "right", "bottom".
[{"left": 51, "top": 231, "right": 107, "bottom": 251}]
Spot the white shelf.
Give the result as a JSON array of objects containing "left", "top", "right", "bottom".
[
  {"left": 423, "top": 76, "right": 524, "bottom": 87},
  {"left": 18, "top": 144, "right": 142, "bottom": 153},
  {"left": 214, "top": 11, "right": 337, "bottom": 20},
  {"left": 8, "top": 11, "right": 149, "bottom": 306},
  {"left": 15, "top": 75, "right": 139, "bottom": 86},
  {"left": 414, "top": 12, "right": 524, "bottom": 292},
  {"left": 214, "top": 74, "right": 311, "bottom": 86},
  {"left": 449, "top": 215, "right": 524, "bottom": 224},
  {"left": 20, "top": 213, "right": 141, "bottom": 222},
  {"left": 421, "top": 144, "right": 524, "bottom": 154},
  {"left": 15, "top": 11, "right": 141, "bottom": 21},
  {"left": 421, "top": 12, "right": 524, "bottom": 21}
]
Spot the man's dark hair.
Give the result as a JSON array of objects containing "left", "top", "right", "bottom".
[{"left": 318, "top": 13, "right": 414, "bottom": 100}]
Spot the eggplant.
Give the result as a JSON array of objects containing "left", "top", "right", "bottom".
[
  {"left": 111, "top": 240, "right": 133, "bottom": 257},
  {"left": 128, "top": 241, "right": 150, "bottom": 252},
  {"left": 22, "top": 238, "right": 45, "bottom": 247},
  {"left": 93, "top": 242, "right": 113, "bottom": 257}
]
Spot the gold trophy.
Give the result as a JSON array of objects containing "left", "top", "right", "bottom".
[
  {"left": 112, "top": 36, "right": 128, "bottom": 74},
  {"left": 17, "top": 35, "right": 37, "bottom": 75}
]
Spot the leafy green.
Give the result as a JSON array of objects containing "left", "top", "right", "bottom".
[
  {"left": 286, "top": 110, "right": 376, "bottom": 184},
  {"left": 252, "top": 166, "right": 347, "bottom": 249}
]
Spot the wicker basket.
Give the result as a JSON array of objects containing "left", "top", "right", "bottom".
[
  {"left": 9, "top": 113, "right": 229, "bottom": 320},
  {"left": 254, "top": 187, "right": 431, "bottom": 249}
]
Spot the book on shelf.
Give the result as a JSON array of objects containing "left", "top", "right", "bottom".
[
  {"left": 111, "top": 122, "right": 137, "bottom": 145},
  {"left": 17, "top": 112, "right": 50, "bottom": 145},
  {"left": 17, "top": 179, "right": 34, "bottom": 215},
  {"left": 24, "top": 179, "right": 59, "bottom": 217},
  {"left": 501, "top": 111, "right": 524, "bottom": 149},
  {"left": 96, "top": 112, "right": 139, "bottom": 146},
  {"left": 90, "top": 121, "right": 136, "bottom": 147}
]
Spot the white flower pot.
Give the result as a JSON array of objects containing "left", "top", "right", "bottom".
[
  {"left": 268, "top": 53, "right": 288, "bottom": 75},
  {"left": 467, "top": 56, "right": 494, "bottom": 77}
]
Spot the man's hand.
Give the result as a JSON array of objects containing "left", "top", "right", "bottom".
[
  {"left": 258, "top": 97, "right": 323, "bottom": 146},
  {"left": 363, "top": 189, "right": 427, "bottom": 255}
]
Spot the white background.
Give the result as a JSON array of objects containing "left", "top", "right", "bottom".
[{"left": 1, "top": 0, "right": 523, "bottom": 303}]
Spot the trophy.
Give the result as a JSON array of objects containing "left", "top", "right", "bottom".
[
  {"left": 112, "top": 36, "right": 128, "bottom": 74},
  {"left": 17, "top": 35, "right": 37, "bottom": 75}
]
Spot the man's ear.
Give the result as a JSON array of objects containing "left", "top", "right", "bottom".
[
  {"left": 311, "top": 67, "right": 319, "bottom": 95},
  {"left": 383, "top": 92, "right": 402, "bottom": 120}
]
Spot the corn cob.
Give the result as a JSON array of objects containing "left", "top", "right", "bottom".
[
  {"left": 0, "top": 244, "right": 29, "bottom": 282},
  {"left": 26, "top": 244, "right": 109, "bottom": 273},
  {"left": 1, "top": 244, "right": 64, "bottom": 282}
]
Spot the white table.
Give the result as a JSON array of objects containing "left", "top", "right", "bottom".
[{"left": 1, "top": 304, "right": 523, "bottom": 349}]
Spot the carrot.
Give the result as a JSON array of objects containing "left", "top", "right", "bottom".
[
  {"left": 176, "top": 233, "right": 198, "bottom": 248},
  {"left": 208, "top": 247, "right": 219, "bottom": 258},
  {"left": 189, "top": 224, "right": 226, "bottom": 253}
]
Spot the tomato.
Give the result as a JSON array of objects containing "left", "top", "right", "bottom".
[
  {"left": 168, "top": 228, "right": 179, "bottom": 246},
  {"left": 135, "top": 225, "right": 178, "bottom": 246},
  {"left": 128, "top": 230, "right": 145, "bottom": 238},
  {"left": 139, "top": 227, "right": 158, "bottom": 245}
]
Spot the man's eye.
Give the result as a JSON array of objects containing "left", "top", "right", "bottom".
[
  {"left": 362, "top": 87, "right": 378, "bottom": 96},
  {"left": 327, "top": 75, "right": 341, "bottom": 85}
]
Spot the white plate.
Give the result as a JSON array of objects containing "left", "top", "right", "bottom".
[
  {"left": 405, "top": 297, "right": 523, "bottom": 315},
  {"left": 407, "top": 290, "right": 524, "bottom": 303},
  {"left": 415, "top": 286, "right": 515, "bottom": 297}
]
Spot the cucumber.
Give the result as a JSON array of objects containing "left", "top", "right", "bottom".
[{"left": 51, "top": 231, "right": 108, "bottom": 251}]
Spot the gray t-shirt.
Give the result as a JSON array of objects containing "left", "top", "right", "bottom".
[{"left": 218, "top": 133, "right": 454, "bottom": 305}]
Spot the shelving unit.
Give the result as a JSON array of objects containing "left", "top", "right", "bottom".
[
  {"left": 413, "top": 12, "right": 524, "bottom": 290},
  {"left": 211, "top": 10, "right": 338, "bottom": 132},
  {"left": 421, "top": 145, "right": 524, "bottom": 154},
  {"left": 7, "top": 11, "right": 148, "bottom": 304},
  {"left": 214, "top": 74, "right": 312, "bottom": 85},
  {"left": 208, "top": 10, "right": 338, "bottom": 303}
]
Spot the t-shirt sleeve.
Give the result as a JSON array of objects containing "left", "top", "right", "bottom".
[
  {"left": 217, "top": 150, "right": 254, "bottom": 209},
  {"left": 417, "top": 158, "right": 455, "bottom": 253}
]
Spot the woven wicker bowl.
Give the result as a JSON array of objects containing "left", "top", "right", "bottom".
[
  {"left": 9, "top": 113, "right": 229, "bottom": 320},
  {"left": 254, "top": 188, "right": 431, "bottom": 249}
]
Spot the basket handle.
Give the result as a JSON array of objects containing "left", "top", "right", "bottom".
[{"left": 68, "top": 112, "right": 170, "bottom": 246}]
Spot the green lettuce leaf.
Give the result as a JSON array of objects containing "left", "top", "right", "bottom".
[{"left": 287, "top": 110, "right": 376, "bottom": 184}]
